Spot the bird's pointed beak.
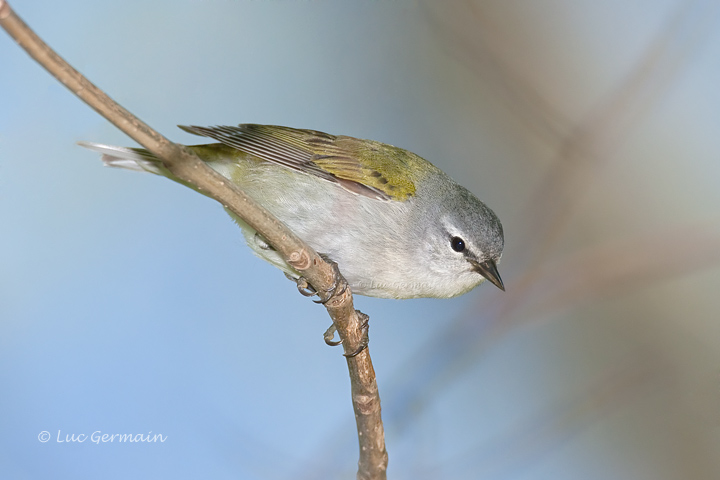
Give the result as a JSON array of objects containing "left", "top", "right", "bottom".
[{"left": 469, "top": 259, "right": 505, "bottom": 291}]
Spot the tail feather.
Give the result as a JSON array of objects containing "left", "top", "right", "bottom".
[{"left": 77, "top": 141, "right": 165, "bottom": 175}]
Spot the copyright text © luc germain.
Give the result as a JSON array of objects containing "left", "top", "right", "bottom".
[{"left": 38, "top": 430, "right": 167, "bottom": 444}]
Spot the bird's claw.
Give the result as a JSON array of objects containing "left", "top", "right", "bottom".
[
  {"left": 313, "top": 279, "right": 347, "bottom": 304},
  {"left": 343, "top": 311, "right": 370, "bottom": 357},
  {"left": 293, "top": 275, "right": 318, "bottom": 297},
  {"left": 287, "top": 255, "right": 365, "bottom": 356},
  {"left": 313, "top": 254, "right": 348, "bottom": 304},
  {"left": 290, "top": 254, "right": 347, "bottom": 304},
  {"left": 323, "top": 324, "right": 343, "bottom": 346},
  {"left": 322, "top": 311, "right": 370, "bottom": 357}
]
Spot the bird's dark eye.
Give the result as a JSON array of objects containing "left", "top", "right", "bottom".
[{"left": 451, "top": 236, "right": 465, "bottom": 252}]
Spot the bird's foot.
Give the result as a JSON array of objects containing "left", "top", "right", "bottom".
[
  {"left": 292, "top": 274, "right": 318, "bottom": 297},
  {"left": 323, "top": 324, "right": 343, "bottom": 346},
  {"left": 323, "top": 311, "right": 369, "bottom": 357},
  {"left": 291, "top": 254, "right": 347, "bottom": 304}
]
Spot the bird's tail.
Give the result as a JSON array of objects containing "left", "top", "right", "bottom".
[{"left": 77, "top": 142, "right": 168, "bottom": 176}]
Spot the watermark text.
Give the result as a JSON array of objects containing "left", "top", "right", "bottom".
[{"left": 38, "top": 430, "right": 167, "bottom": 444}]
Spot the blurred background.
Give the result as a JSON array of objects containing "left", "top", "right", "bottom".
[{"left": 2, "top": 1, "right": 719, "bottom": 478}]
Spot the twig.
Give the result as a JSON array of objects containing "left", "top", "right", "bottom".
[{"left": 0, "top": 1, "right": 387, "bottom": 478}]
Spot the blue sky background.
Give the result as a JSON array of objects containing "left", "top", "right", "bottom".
[{"left": 2, "top": 1, "right": 720, "bottom": 479}]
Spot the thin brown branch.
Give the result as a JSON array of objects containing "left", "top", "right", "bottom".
[{"left": 0, "top": 1, "right": 386, "bottom": 478}]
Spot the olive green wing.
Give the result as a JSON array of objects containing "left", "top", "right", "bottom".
[{"left": 178, "top": 124, "right": 419, "bottom": 201}]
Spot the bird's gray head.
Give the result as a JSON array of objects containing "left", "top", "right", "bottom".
[{"left": 411, "top": 178, "right": 504, "bottom": 298}]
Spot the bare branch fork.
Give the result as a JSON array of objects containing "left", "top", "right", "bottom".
[{"left": 0, "top": 2, "right": 387, "bottom": 478}]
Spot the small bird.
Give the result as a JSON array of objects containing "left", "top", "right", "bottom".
[{"left": 80, "top": 124, "right": 504, "bottom": 299}]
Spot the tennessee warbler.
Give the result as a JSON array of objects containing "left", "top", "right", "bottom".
[{"left": 80, "top": 124, "right": 504, "bottom": 299}]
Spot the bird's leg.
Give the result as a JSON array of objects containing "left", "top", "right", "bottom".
[
  {"left": 323, "top": 311, "right": 369, "bottom": 357},
  {"left": 311, "top": 254, "right": 348, "bottom": 304},
  {"left": 289, "top": 254, "right": 347, "bottom": 303},
  {"left": 343, "top": 311, "right": 369, "bottom": 357},
  {"left": 288, "top": 254, "right": 367, "bottom": 355}
]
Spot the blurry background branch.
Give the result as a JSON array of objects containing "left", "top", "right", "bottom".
[{"left": 296, "top": 1, "right": 720, "bottom": 477}]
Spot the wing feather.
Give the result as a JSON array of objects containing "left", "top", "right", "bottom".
[{"left": 179, "top": 124, "right": 421, "bottom": 200}]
